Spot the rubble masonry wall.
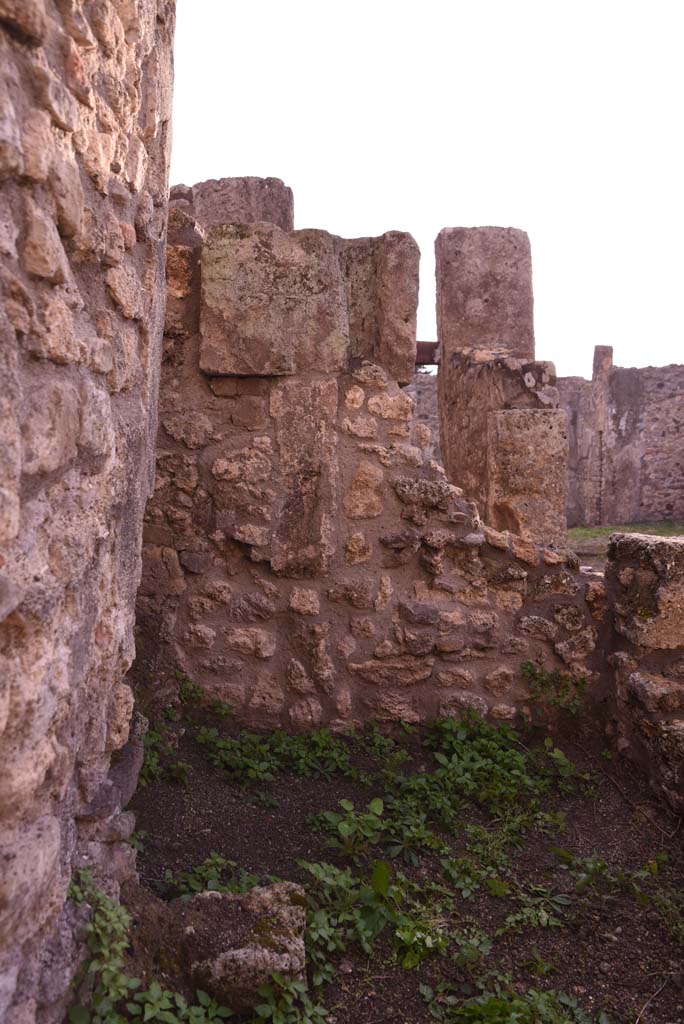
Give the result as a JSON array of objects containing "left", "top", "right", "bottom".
[{"left": 0, "top": 2, "right": 175, "bottom": 1020}]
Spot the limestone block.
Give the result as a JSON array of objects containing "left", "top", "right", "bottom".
[
  {"left": 190, "top": 176, "right": 294, "bottom": 232},
  {"left": 185, "top": 883, "right": 305, "bottom": 1012},
  {"left": 350, "top": 656, "right": 434, "bottom": 686},
  {"left": 223, "top": 628, "right": 276, "bottom": 659},
  {"left": 200, "top": 224, "right": 348, "bottom": 376},
  {"left": 0, "top": 817, "right": 62, "bottom": 949},
  {"left": 337, "top": 234, "right": 419, "bottom": 385},
  {"left": 375, "top": 231, "right": 420, "bottom": 385},
  {"left": 367, "top": 391, "right": 414, "bottom": 421},
  {"left": 106, "top": 265, "right": 144, "bottom": 320},
  {"left": 345, "top": 532, "right": 372, "bottom": 564},
  {"left": 29, "top": 294, "right": 81, "bottom": 364},
  {"left": 0, "top": 0, "right": 47, "bottom": 44},
  {"left": 289, "top": 588, "right": 320, "bottom": 616},
  {"left": 436, "top": 226, "right": 534, "bottom": 360},
  {"left": 486, "top": 408, "right": 568, "bottom": 547},
  {"left": 23, "top": 199, "right": 68, "bottom": 283},
  {"left": 21, "top": 110, "right": 52, "bottom": 181},
  {"left": 33, "top": 65, "right": 79, "bottom": 132},
  {"left": 0, "top": 82, "right": 23, "bottom": 177},
  {"left": 344, "top": 461, "right": 384, "bottom": 519},
  {"left": 607, "top": 534, "right": 684, "bottom": 650},
  {"left": 270, "top": 379, "right": 338, "bottom": 577},
  {"left": 21, "top": 381, "right": 79, "bottom": 475}
]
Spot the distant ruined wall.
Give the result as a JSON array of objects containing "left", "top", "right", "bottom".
[
  {"left": 0, "top": 2, "right": 175, "bottom": 1021},
  {"left": 558, "top": 347, "right": 684, "bottom": 526},
  {"left": 405, "top": 370, "right": 442, "bottom": 464},
  {"left": 436, "top": 229, "right": 568, "bottom": 547},
  {"left": 137, "top": 180, "right": 604, "bottom": 740}
]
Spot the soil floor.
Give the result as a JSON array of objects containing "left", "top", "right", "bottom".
[{"left": 128, "top": 703, "right": 684, "bottom": 1024}]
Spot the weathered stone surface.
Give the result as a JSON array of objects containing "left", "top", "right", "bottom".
[
  {"left": 200, "top": 224, "right": 349, "bottom": 377},
  {"left": 187, "top": 883, "right": 306, "bottom": 1010},
  {"left": 438, "top": 349, "right": 567, "bottom": 546},
  {"left": 336, "top": 233, "right": 419, "bottom": 385},
  {"left": 184, "top": 176, "right": 294, "bottom": 232},
  {"left": 436, "top": 226, "right": 534, "bottom": 359},
  {"left": 608, "top": 534, "right": 684, "bottom": 650},
  {"left": 344, "top": 461, "right": 384, "bottom": 519},
  {"left": 559, "top": 346, "right": 684, "bottom": 527},
  {"left": 350, "top": 656, "right": 434, "bottom": 686},
  {"left": 486, "top": 409, "right": 568, "bottom": 547},
  {"left": 270, "top": 379, "right": 338, "bottom": 577},
  {"left": 0, "top": 3, "right": 176, "bottom": 1019},
  {"left": 23, "top": 199, "right": 68, "bottom": 283}
]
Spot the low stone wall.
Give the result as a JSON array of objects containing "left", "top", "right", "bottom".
[
  {"left": 607, "top": 534, "right": 684, "bottom": 811},
  {"left": 136, "top": 182, "right": 603, "bottom": 734},
  {"left": 0, "top": 2, "right": 175, "bottom": 1021},
  {"left": 558, "top": 347, "right": 684, "bottom": 526}
]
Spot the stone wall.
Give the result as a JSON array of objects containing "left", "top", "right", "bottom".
[
  {"left": 558, "top": 347, "right": 684, "bottom": 526},
  {"left": 0, "top": 2, "right": 175, "bottom": 1021},
  {"left": 607, "top": 534, "right": 684, "bottom": 811},
  {"left": 136, "top": 181, "right": 604, "bottom": 737},
  {"left": 436, "top": 229, "right": 568, "bottom": 548}
]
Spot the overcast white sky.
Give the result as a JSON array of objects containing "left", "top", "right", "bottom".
[{"left": 170, "top": 0, "right": 683, "bottom": 379}]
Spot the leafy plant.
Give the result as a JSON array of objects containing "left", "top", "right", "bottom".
[
  {"left": 250, "top": 973, "right": 327, "bottom": 1024},
  {"left": 166, "top": 853, "right": 259, "bottom": 897},
  {"left": 312, "top": 798, "right": 385, "bottom": 859},
  {"left": 498, "top": 884, "right": 572, "bottom": 934},
  {"left": 177, "top": 672, "right": 206, "bottom": 705},
  {"left": 68, "top": 870, "right": 233, "bottom": 1024},
  {"left": 168, "top": 760, "right": 193, "bottom": 785},
  {"left": 522, "top": 661, "right": 586, "bottom": 715},
  {"left": 195, "top": 728, "right": 362, "bottom": 788},
  {"left": 139, "top": 729, "right": 171, "bottom": 786}
]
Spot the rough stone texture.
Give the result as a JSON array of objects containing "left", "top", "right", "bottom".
[
  {"left": 607, "top": 534, "right": 684, "bottom": 810},
  {"left": 435, "top": 227, "right": 534, "bottom": 361},
  {"left": 120, "top": 879, "right": 306, "bottom": 1014},
  {"left": 186, "top": 884, "right": 306, "bottom": 1011},
  {"left": 171, "top": 176, "right": 294, "bottom": 232},
  {"left": 438, "top": 348, "right": 567, "bottom": 546},
  {"left": 136, "top": 182, "right": 600, "bottom": 740},
  {"left": 0, "top": 3, "right": 175, "bottom": 1021},
  {"left": 405, "top": 369, "right": 442, "bottom": 464},
  {"left": 558, "top": 346, "right": 684, "bottom": 526}
]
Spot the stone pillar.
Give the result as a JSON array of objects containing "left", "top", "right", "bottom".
[
  {"left": 437, "top": 349, "right": 568, "bottom": 547},
  {"left": 435, "top": 227, "right": 568, "bottom": 546},
  {"left": 435, "top": 226, "right": 534, "bottom": 361},
  {"left": 607, "top": 533, "right": 684, "bottom": 810},
  {"left": 0, "top": 2, "right": 175, "bottom": 1021}
]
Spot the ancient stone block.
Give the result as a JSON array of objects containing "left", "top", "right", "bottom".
[
  {"left": 486, "top": 409, "right": 568, "bottom": 547},
  {"left": 189, "top": 176, "right": 294, "bottom": 232},
  {"left": 344, "top": 461, "right": 384, "bottom": 519},
  {"left": 289, "top": 588, "right": 320, "bottom": 616},
  {"left": 607, "top": 534, "right": 684, "bottom": 650},
  {"left": 23, "top": 199, "right": 68, "bottom": 283},
  {"left": 337, "top": 234, "right": 419, "bottom": 385},
  {"left": 270, "top": 379, "right": 338, "bottom": 577},
  {"left": 200, "top": 224, "right": 349, "bottom": 376},
  {"left": 350, "top": 656, "right": 434, "bottom": 686},
  {"left": 436, "top": 226, "right": 534, "bottom": 359}
]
